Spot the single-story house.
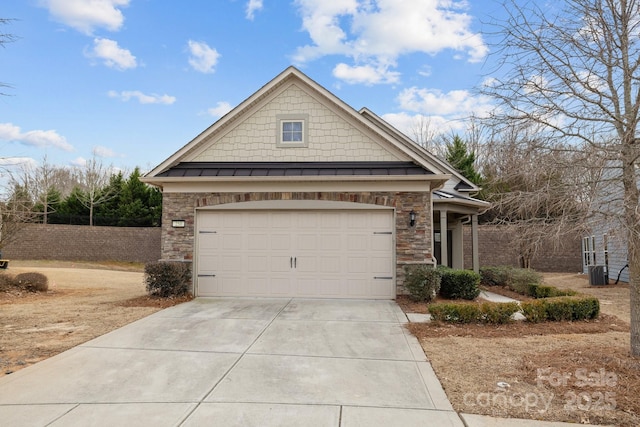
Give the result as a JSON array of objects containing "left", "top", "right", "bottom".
[{"left": 143, "top": 67, "right": 489, "bottom": 299}]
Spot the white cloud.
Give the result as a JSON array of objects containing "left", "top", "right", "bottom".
[
  {"left": 42, "top": 0, "right": 130, "bottom": 35},
  {"left": 207, "top": 101, "right": 233, "bottom": 118},
  {"left": 397, "top": 86, "right": 494, "bottom": 117},
  {"left": 0, "top": 123, "right": 74, "bottom": 152},
  {"left": 332, "top": 63, "right": 400, "bottom": 85},
  {"left": 187, "top": 40, "right": 220, "bottom": 74},
  {"left": 292, "top": 0, "right": 488, "bottom": 83},
  {"left": 70, "top": 157, "right": 87, "bottom": 167},
  {"left": 86, "top": 38, "right": 137, "bottom": 70},
  {"left": 0, "top": 157, "right": 37, "bottom": 169},
  {"left": 108, "top": 90, "right": 176, "bottom": 105},
  {"left": 246, "top": 0, "right": 264, "bottom": 20},
  {"left": 93, "top": 145, "right": 120, "bottom": 158}
]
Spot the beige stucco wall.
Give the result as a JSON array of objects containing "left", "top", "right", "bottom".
[{"left": 189, "top": 83, "right": 407, "bottom": 162}]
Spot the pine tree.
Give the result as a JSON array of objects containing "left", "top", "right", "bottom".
[{"left": 445, "top": 135, "right": 482, "bottom": 185}]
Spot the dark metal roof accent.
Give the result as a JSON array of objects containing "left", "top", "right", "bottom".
[{"left": 157, "top": 162, "right": 433, "bottom": 178}]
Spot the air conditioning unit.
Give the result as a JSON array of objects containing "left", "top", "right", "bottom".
[{"left": 588, "top": 265, "right": 608, "bottom": 286}]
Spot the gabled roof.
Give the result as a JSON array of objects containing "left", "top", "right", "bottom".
[
  {"left": 358, "top": 107, "right": 481, "bottom": 194},
  {"left": 143, "top": 66, "right": 450, "bottom": 184}
]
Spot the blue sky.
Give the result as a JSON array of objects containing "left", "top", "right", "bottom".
[{"left": 1, "top": 0, "right": 502, "bottom": 176}]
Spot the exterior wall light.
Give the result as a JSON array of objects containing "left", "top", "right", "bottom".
[
  {"left": 409, "top": 210, "right": 416, "bottom": 227},
  {"left": 172, "top": 219, "right": 186, "bottom": 228}
]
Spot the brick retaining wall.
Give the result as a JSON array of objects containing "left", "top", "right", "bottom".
[
  {"left": 464, "top": 225, "right": 582, "bottom": 272},
  {"left": 2, "top": 224, "right": 161, "bottom": 263}
]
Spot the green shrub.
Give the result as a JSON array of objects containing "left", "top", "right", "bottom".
[
  {"left": 430, "top": 301, "right": 520, "bottom": 324},
  {"left": 144, "top": 262, "right": 191, "bottom": 297},
  {"left": 429, "top": 302, "right": 481, "bottom": 323},
  {"left": 520, "top": 299, "right": 548, "bottom": 323},
  {"left": 530, "top": 285, "right": 578, "bottom": 299},
  {"left": 572, "top": 296, "right": 600, "bottom": 320},
  {"left": 439, "top": 269, "right": 481, "bottom": 300},
  {"left": 510, "top": 268, "right": 543, "bottom": 291},
  {"left": 14, "top": 272, "right": 49, "bottom": 292},
  {"left": 521, "top": 296, "right": 600, "bottom": 322},
  {"left": 544, "top": 298, "right": 574, "bottom": 321},
  {"left": 404, "top": 264, "right": 441, "bottom": 302},
  {"left": 480, "top": 266, "right": 542, "bottom": 294},
  {"left": 480, "top": 266, "right": 513, "bottom": 287},
  {"left": 480, "top": 302, "right": 520, "bottom": 324}
]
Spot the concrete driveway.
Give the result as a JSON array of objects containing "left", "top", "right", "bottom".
[{"left": 0, "top": 298, "right": 461, "bottom": 426}]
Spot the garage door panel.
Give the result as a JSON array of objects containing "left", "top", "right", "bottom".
[
  {"left": 319, "top": 234, "right": 341, "bottom": 250},
  {"left": 371, "top": 279, "right": 394, "bottom": 297},
  {"left": 269, "top": 277, "right": 294, "bottom": 296},
  {"left": 347, "top": 257, "right": 368, "bottom": 273},
  {"left": 196, "top": 210, "right": 395, "bottom": 299},
  {"left": 222, "top": 234, "right": 243, "bottom": 250},
  {"left": 347, "top": 235, "right": 368, "bottom": 251},
  {"left": 197, "top": 276, "right": 219, "bottom": 296},
  {"left": 247, "top": 256, "right": 268, "bottom": 272},
  {"left": 270, "top": 234, "right": 291, "bottom": 251},
  {"left": 220, "top": 255, "right": 243, "bottom": 272},
  {"left": 346, "top": 279, "right": 367, "bottom": 296},
  {"left": 269, "top": 255, "right": 292, "bottom": 272},
  {"left": 294, "top": 256, "right": 316, "bottom": 273},
  {"left": 317, "top": 256, "right": 341, "bottom": 273},
  {"left": 296, "top": 234, "right": 317, "bottom": 251},
  {"left": 247, "top": 234, "right": 268, "bottom": 250},
  {"left": 221, "top": 277, "right": 243, "bottom": 295}
]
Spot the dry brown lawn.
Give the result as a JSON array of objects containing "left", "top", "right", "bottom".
[
  {"left": 0, "top": 260, "right": 191, "bottom": 376},
  {"left": 402, "top": 273, "right": 640, "bottom": 427}
]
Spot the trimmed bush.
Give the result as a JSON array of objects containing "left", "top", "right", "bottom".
[
  {"left": 144, "top": 262, "right": 191, "bottom": 298},
  {"left": 429, "top": 302, "right": 481, "bottom": 323},
  {"left": 480, "top": 302, "right": 520, "bottom": 324},
  {"left": 404, "top": 264, "right": 441, "bottom": 302},
  {"left": 439, "top": 268, "right": 481, "bottom": 300},
  {"left": 14, "top": 272, "right": 49, "bottom": 292},
  {"left": 572, "top": 296, "right": 600, "bottom": 320},
  {"left": 429, "top": 301, "right": 520, "bottom": 324},
  {"left": 520, "top": 299, "right": 547, "bottom": 323},
  {"left": 520, "top": 296, "right": 600, "bottom": 322},
  {"left": 0, "top": 272, "right": 15, "bottom": 290},
  {"left": 529, "top": 284, "right": 578, "bottom": 299}
]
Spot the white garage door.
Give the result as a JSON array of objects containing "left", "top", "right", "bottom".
[{"left": 195, "top": 210, "right": 395, "bottom": 299}]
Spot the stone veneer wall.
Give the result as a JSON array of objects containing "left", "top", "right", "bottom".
[{"left": 162, "top": 191, "right": 433, "bottom": 295}]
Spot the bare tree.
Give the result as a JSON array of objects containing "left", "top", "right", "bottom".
[
  {"left": 410, "top": 115, "right": 446, "bottom": 157},
  {"left": 480, "top": 124, "right": 603, "bottom": 268},
  {"left": 1, "top": 18, "right": 17, "bottom": 95},
  {"left": 483, "top": 0, "right": 640, "bottom": 355},
  {"left": 76, "top": 155, "right": 117, "bottom": 226},
  {"left": 0, "top": 183, "right": 38, "bottom": 254}
]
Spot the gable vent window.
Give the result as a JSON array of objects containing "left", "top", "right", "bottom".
[
  {"left": 276, "top": 114, "right": 309, "bottom": 148},
  {"left": 282, "top": 121, "right": 303, "bottom": 142}
]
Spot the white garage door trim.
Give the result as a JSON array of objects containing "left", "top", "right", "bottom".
[{"left": 195, "top": 203, "right": 395, "bottom": 299}]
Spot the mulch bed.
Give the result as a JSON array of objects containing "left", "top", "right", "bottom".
[
  {"left": 406, "top": 314, "right": 629, "bottom": 339},
  {"left": 115, "top": 294, "right": 194, "bottom": 308}
]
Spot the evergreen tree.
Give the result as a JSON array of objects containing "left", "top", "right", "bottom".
[{"left": 445, "top": 135, "right": 482, "bottom": 185}]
